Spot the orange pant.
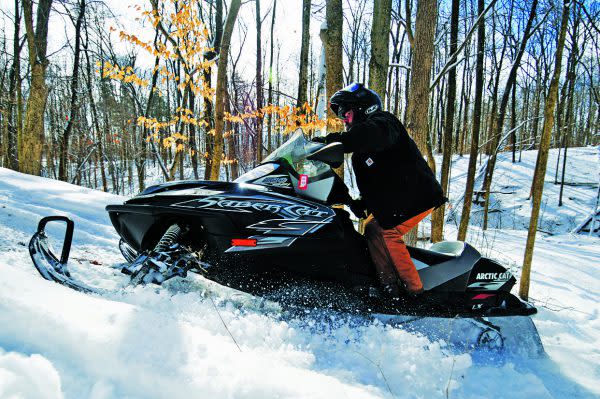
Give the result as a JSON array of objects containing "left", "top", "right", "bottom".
[{"left": 364, "top": 209, "right": 433, "bottom": 294}]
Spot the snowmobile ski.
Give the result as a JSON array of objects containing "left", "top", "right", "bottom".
[{"left": 29, "top": 216, "right": 103, "bottom": 294}]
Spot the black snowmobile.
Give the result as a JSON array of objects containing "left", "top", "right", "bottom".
[
  {"left": 30, "top": 130, "right": 546, "bottom": 355},
  {"left": 30, "top": 129, "right": 536, "bottom": 317}
]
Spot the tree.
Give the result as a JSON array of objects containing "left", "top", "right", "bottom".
[
  {"left": 21, "top": 0, "right": 53, "bottom": 175},
  {"left": 368, "top": 0, "right": 392, "bottom": 96},
  {"left": 431, "top": 0, "right": 460, "bottom": 243},
  {"left": 297, "top": 0, "right": 310, "bottom": 107},
  {"left": 405, "top": 0, "right": 437, "bottom": 156},
  {"left": 520, "top": 0, "right": 570, "bottom": 301},
  {"left": 58, "top": 0, "right": 86, "bottom": 181},
  {"left": 81, "top": 14, "right": 107, "bottom": 192},
  {"left": 255, "top": 0, "right": 264, "bottom": 163},
  {"left": 267, "top": 0, "right": 277, "bottom": 153},
  {"left": 321, "top": 0, "right": 344, "bottom": 178},
  {"left": 559, "top": 5, "right": 581, "bottom": 206},
  {"left": 404, "top": 0, "right": 438, "bottom": 245},
  {"left": 458, "top": 0, "right": 486, "bottom": 242},
  {"left": 203, "top": 0, "right": 223, "bottom": 179},
  {"left": 108, "top": 0, "right": 219, "bottom": 184},
  {"left": 210, "top": 0, "right": 242, "bottom": 180},
  {"left": 3, "top": 0, "right": 23, "bottom": 171}
]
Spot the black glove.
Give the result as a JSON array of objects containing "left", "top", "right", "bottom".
[
  {"left": 324, "top": 132, "right": 343, "bottom": 144},
  {"left": 312, "top": 132, "right": 343, "bottom": 145},
  {"left": 349, "top": 197, "right": 367, "bottom": 219}
]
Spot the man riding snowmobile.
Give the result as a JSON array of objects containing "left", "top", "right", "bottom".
[
  {"left": 314, "top": 83, "right": 446, "bottom": 296},
  {"left": 28, "top": 89, "right": 541, "bottom": 351}
]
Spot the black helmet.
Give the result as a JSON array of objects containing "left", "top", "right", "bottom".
[{"left": 329, "top": 83, "right": 382, "bottom": 120}]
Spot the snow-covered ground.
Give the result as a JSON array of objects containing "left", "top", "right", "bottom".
[{"left": 0, "top": 147, "right": 599, "bottom": 398}]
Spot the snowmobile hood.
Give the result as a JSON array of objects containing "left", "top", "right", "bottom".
[
  {"left": 130, "top": 180, "right": 271, "bottom": 201},
  {"left": 105, "top": 179, "right": 336, "bottom": 252},
  {"left": 117, "top": 179, "right": 334, "bottom": 221}
]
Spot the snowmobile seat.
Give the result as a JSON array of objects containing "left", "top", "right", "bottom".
[
  {"left": 428, "top": 241, "right": 465, "bottom": 257},
  {"left": 408, "top": 246, "right": 454, "bottom": 266}
]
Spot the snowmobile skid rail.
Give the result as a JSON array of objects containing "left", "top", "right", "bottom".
[{"left": 369, "top": 313, "right": 545, "bottom": 358}]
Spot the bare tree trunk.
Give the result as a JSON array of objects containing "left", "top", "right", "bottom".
[
  {"left": 404, "top": 0, "right": 414, "bottom": 49},
  {"left": 4, "top": 0, "right": 22, "bottom": 170},
  {"left": 267, "top": 0, "right": 277, "bottom": 153},
  {"left": 559, "top": 7, "right": 580, "bottom": 206},
  {"left": 225, "top": 85, "right": 238, "bottom": 179},
  {"left": 204, "top": 0, "right": 223, "bottom": 180},
  {"left": 59, "top": 0, "right": 85, "bottom": 181},
  {"left": 297, "top": 0, "right": 310, "bottom": 107},
  {"left": 457, "top": 0, "right": 485, "bottom": 242},
  {"left": 511, "top": 81, "right": 517, "bottom": 163},
  {"left": 321, "top": 0, "right": 344, "bottom": 178},
  {"left": 404, "top": 0, "right": 438, "bottom": 245},
  {"left": 20, "top": 0, "right": 53, "bottom": 176},
  {"left": 520, "top": 0, "right": 570, "bottom": 301},
  {"left": 405, "top": 0, "right": 437, "bottom": 156},
  {"left": 368, "top": 0, "right": 392, "bottom": 97},
  {"left": 459, "top": 57, "right": 471, "bottom": 156},
  {"left": 431, "top": 0, "right": 459, "bottom": 243},
  {"left": 403, "top": 51, "right": 411, "bottom": 122},
  {"left": 519, "top": 82, "right": 530, "bottom": 161},
  {"left": 189, "top": 90, "right": 199, "bottom": 179},
  {"left": 210, "top": 0, "right": 242, "bottom": 180},
  {"left": 386, "top": 18, "right": 401, "bottom": 111},
  {"left": 276, "top": 46, "right": 282, "bottom": 148},
  {"left": 528, "top": 39, "right": 552, "bottom": 198},
  {"left": 530, "top": 80, "right": 542, "bottom": 150},
  {"left": 169, "top": 56, "right": 184, "bottom": 181},
  {"left": 391, "top": 6, "right": 405, "bottom": 116},
  {"left": 83, "top": 33, "right": 107, "bottom": 192},
  {"left": 482, "top": 12, "right": 504, "bottom": 158},
  {"left": 554, "top": 79, "right": 568, "bottom": 182},
  {"left": 255, "top": 0, "right": 264, "bottom": 163}
]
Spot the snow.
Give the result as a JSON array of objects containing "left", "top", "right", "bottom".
[
  {"left": 443, "top": 146, "right": 600, "bottom": 235},
  {"left": 0, "top": 147, "right": 599, "bottom": 398},
  {"left": 0, "top": 350, "right": 63, "bottom": 399}
]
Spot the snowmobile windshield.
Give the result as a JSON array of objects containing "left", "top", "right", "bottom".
[{"left": 262, "top": 129, "right": 330, "bottom": 178}]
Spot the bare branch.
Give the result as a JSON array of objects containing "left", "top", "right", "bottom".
[{"left": 429, "top": 0, "right": 498, "bottom": 91}]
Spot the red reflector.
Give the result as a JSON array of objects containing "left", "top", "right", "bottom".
[
  {"left": 231, "top": 238, "right": 257, "bottom": 247},
  {"left": 472, "top": 293, "right": 496, "bottom": 300}
]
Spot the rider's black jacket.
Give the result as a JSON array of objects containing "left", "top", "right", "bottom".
[{"left": 323, "top": 110, "right": 446, "bottom": 229}]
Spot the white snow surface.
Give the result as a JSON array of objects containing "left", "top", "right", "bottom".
[{"left": 0, "top": 146, "right": 599, "bottom": 398}]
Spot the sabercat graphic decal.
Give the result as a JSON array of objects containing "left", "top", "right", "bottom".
[
  {"left": 174, "top": 195, "right": 333, "bottom": 219},
  {"left": 173, "top": 195, "right": 334, "bottom": 252}
]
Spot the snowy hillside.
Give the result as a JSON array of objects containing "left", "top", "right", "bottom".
[
  {"left": 1, "top": 147, "right": 599, "bottom": 399},
  {"left": 444, "top": 146, "right": 599, "bottom": 236}
]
